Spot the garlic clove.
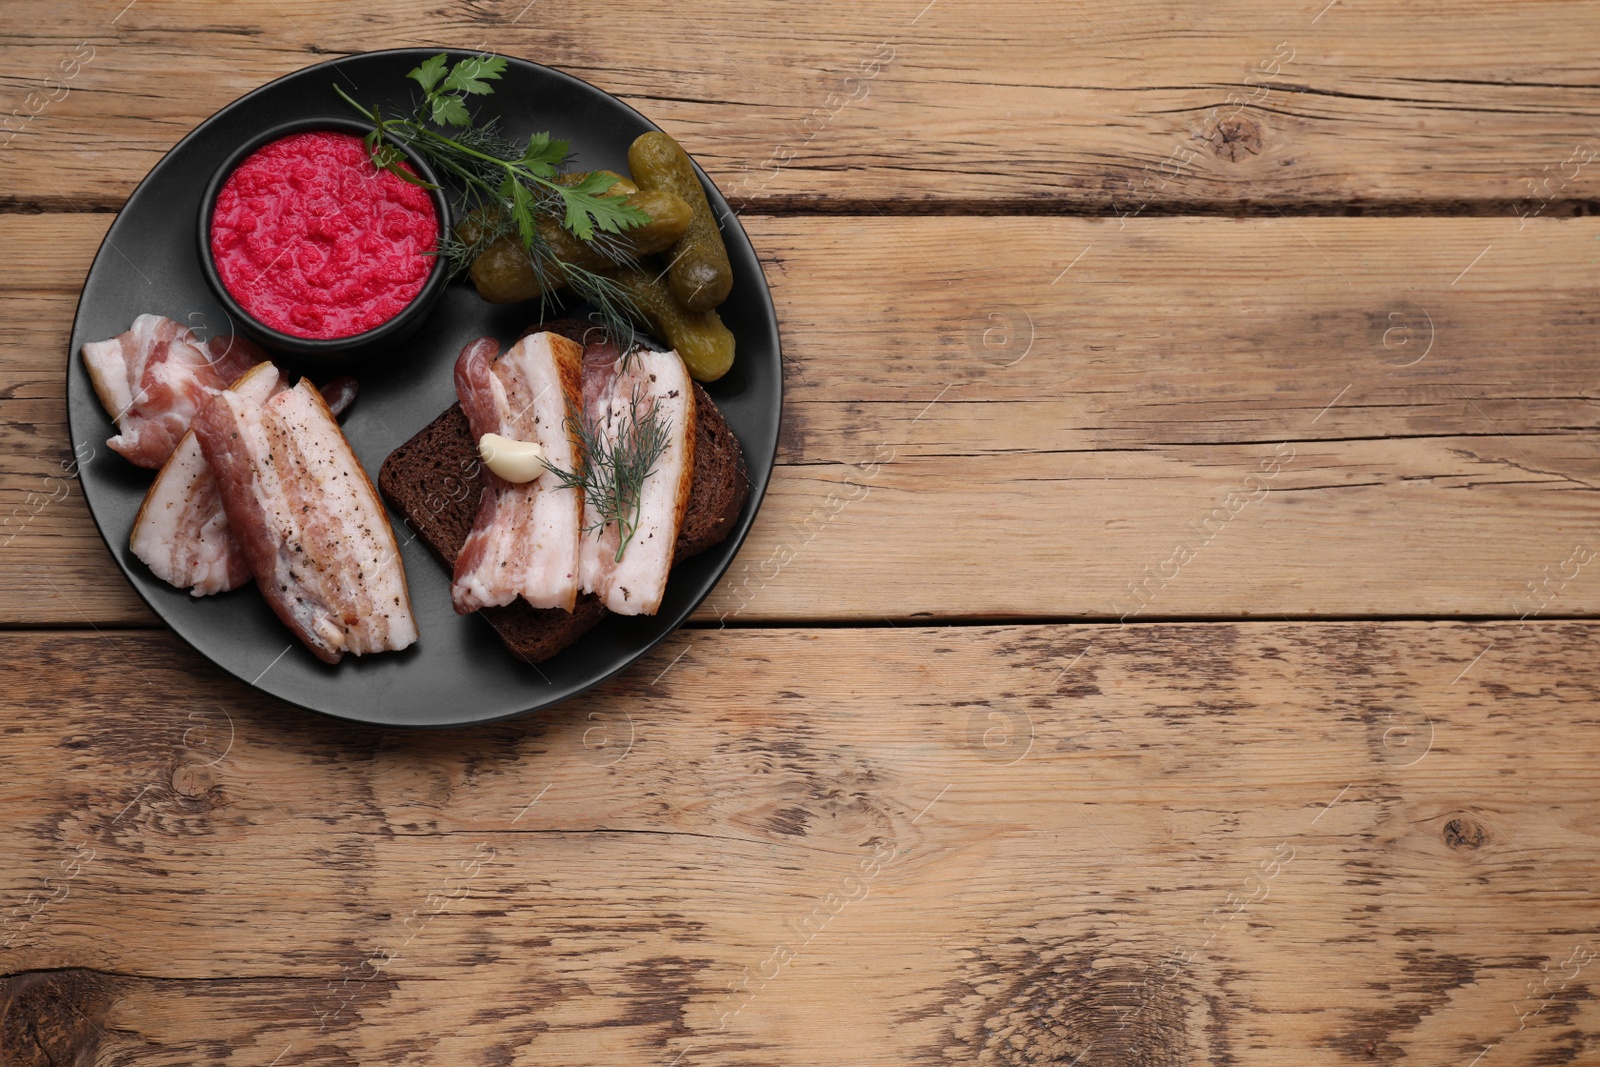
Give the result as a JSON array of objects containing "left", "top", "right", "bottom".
[{"left": 478, "top": 432, "right": 546, "bottom": 483}]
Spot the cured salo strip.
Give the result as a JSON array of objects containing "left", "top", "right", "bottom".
[
  {"left": 577, "top": 347, "right": 695, "bottom": 616},
  {"left": 81, "top": 314, "right": 261, "bottom": 468},
  {"left": 452, "top": 332, "right": 587, "bottom": 614},
  {"left": 131, "top": 367, "right": 360, "bottom": 598},
  {"left": 192, "top": 378, "right": 416, "bottom": 663},
  {"left": 131, "top": 362, "right": 281, "bottom": 596}
]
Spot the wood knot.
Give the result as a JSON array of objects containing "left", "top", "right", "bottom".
[
  {"left": 1207, "top": 116, "right": 1263, "bottom": 162},
  {"left": 171, "top": 760, "right": 221, "bottom": 800},
  {"left": 0, "top": 969, "right": 114, "bottom": 1066},
  {"left": 1443, "top": 816, "right": 1488, "bottom": 850}
]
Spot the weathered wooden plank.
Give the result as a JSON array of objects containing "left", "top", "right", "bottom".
[
  {"left": 8, "top": 213, "right": 1598, "bottom": 624},
  {"left": 1, "top": 622, "right": 1597, "bottom": 1064},
  {"left": 1, "top": 1, "right": 1599, "bottom": 210}
]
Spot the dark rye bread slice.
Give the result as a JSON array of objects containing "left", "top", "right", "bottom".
[
  {"left": 378, "top": 325, "right": 749, "bottom": 663},
  {"left": 378, "top": 404, "right": 608, "bottom": 664},
  {"left": 676, "top": 380, "right": 749, "bottom": 557}
]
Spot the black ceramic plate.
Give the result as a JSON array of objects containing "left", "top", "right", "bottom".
[{"left": 65, "top": 49, "right": 780, "bottom": 728}]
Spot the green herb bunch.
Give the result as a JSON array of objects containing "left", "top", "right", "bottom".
[
  {"left": 545, "top": 386, "right": 672, "bottom": 563},
  {"left": 336, "top": 52, "right": 650, "bottom": 346}
]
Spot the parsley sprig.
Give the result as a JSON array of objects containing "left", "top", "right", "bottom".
[{"left": 334, "top": 53, "right": 651, "bottom": 343}]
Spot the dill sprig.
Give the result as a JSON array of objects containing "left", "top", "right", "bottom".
[
  {"left": 545, "top": 386, "right": 671, "bottom": 562},
  {"left": 334, "top": 52, "right": 650, "bottom": 347},
  {"left": 435, "top": 205, "right": 644, "bottom": 355}
]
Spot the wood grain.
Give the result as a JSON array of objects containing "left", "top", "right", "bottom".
[
  {"left": 8, "top": 213, "right": 1599, "bottom": 625},
  {"left": 1, "top": 622, "right": 1597, "bottom": 1064},
  {"left": 5, "top": 6, "right": 1596, "bottom": 1066},
  {"left": 2, "top": 1, "right": 1599, "bottom": 211}
]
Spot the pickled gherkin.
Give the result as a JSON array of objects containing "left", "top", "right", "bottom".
[
  {"left": 464, "top": 185, "right": 693, "bottom": 303},
  {"left": 606, "top": 265, "right": 735, "bottom": 382},
  {"left": 628, "top": 132, "right": 734, "bottom": 312},
  {"left": 469, "top": 234, "right": 553, "bottom": 303},
  {"left": 545, "top": 188, "right": 691, "bottom": 272}
]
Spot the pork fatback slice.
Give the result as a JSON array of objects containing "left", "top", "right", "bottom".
[
  {"left": 131, "top": 362, "right": 282, "bottom": 596},
  {"left": 81, "top": 314, "right": 263, "bottom": 468},
  {"left": 192, "top": 378, "right": 416, "bottom": 663},
  {"left": 131, "top": 367, "right": 360, "bottom": 598},
  {"left": 577, "top": 347, "right": 695, "bottom": 616},
  {"left": 451, "top": 332, "right": 587, "bottom": 614}
]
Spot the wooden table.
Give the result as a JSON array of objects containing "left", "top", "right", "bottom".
[{"left": 4, "top": 2, "right": 1599, "bottom": 1063}]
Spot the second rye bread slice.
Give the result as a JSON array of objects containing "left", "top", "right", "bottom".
[{"left": 378, "top": 321, "right": 750, "bottom": 663}]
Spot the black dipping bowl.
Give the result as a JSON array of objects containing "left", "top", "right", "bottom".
[{"left": 197, "top": 116, "right": 452, "bottom": 367}]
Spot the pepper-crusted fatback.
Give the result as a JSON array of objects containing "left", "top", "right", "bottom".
[
  {"left": 131, "top": 367, "right": 359, "bottom": 597},
  {"left": 192, "top": 377, "right": 417, "bottom": 663},
  {"left": 577, "top": 346, "right": 696, "bottom": 616}
]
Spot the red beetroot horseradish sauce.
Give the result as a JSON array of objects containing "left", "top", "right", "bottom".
[{"left": 209, "top": 130, "right": 439, "bottom": 340}]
